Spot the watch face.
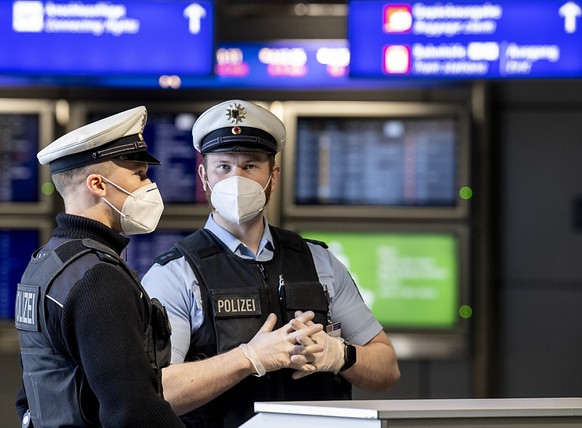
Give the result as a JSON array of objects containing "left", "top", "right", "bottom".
[
  {"left": 341, "top": 342, "right": 357, "bottom": 371},
  {"left": 347, "top": 344, "right": 357, "bottom": 363}
]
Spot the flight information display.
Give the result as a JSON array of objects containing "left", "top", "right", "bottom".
[
  {"left": 0, "top": 113, "right": 40, "bottom": 203},
  {"left": 0, "top": 1, "right": 214, "bottom": 76},
  {"left": 89, "top": 111, "right": 206, "bottom": 204},
  {"left": 349, "top": 0, "right": 582, "bottom": 78},
  {"left": 124, "top": 229, "right": 192, "bottom": 280},
  {"left": 294, "top": 116, "right": 458, "bottom": 207},
  {"left": 0, "top": 229, "right": 39, "bottom": 319}
]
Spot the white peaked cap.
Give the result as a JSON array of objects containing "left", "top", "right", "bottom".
[
  {"left": 192, "top": 100, "right": 286, "bottom": 154},
  {"left": 38, "top": 106, "right": 160, "bottom": 173}
]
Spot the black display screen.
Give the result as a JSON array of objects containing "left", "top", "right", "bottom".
[
  {"left": 89, "top": 111, "right": 206, "bottom": 204},
  {"left": 0, "top": 229, "right": 40, "bottom": 319},
  {"left": 0, "top": 114, "right": 41, "bottom": 203},
  {"left": 124, "top": 229, "right": 192, "bottom": 280}
]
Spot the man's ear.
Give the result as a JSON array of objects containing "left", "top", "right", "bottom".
[
  {"left": 270, "top": 164, "right": 281, "bottom": 192},
  {"left": 86, "top": 174, "right": 106, "bottom": 197},
  {"left": 198, "top": 164, "right": 208, "bottom": 191}
]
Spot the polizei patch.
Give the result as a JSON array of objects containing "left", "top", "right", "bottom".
[
  {"left": 15, "top": 284, "right": 40, "bottom": 331},
  {"left": 213, "top": 294, "right": 261, "bottom": 318}
]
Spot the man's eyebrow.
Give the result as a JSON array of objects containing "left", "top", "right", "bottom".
[
  {"left": 210, "top": 157, "right": 234, "bottom": 163},
  {"left": 212, "top": 155, "right": 265, "bottom": 163}
]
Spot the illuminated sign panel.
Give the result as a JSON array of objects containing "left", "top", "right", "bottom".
[
  {"left": 349, "top": 0, "right": 582, "bottom": 78},
  {"left": 214, "top": 40, "right": 351, "bottom": 88},
  {"left": 300, "top": 230, "right": 460, "bottom": 329},
  {"left": 208, "top": 40, "right": 437, "bottom": 89},
  {"left": 0, "top": 1, "right": 214, "bottom": 76}
]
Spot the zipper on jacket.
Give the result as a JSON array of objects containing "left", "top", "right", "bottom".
[{"left": 255, "top": 263, "right": 271, "bottom": 314}]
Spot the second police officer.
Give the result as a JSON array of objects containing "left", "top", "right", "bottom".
[{"left": 143, "top": 100, "right": 401, "bottom": 428}]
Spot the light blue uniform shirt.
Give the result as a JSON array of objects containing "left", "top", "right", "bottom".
[{"left": 142, "top": 215, "right": 383, "bottom": 364}]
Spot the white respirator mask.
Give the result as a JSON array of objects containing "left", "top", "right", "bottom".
[
  {"left": 209, "top": 176, "right": 271, "bottom": 225},
  {"left": 101, "top": 177, "right": 165, "bottom": 235}
]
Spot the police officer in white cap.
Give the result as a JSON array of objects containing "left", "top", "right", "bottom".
[
  {"left": 143, "top": 100, "right": 400, "bottom": 428},
  {"left": 15, "top": 107, "right": 185, "bottom": 427}
]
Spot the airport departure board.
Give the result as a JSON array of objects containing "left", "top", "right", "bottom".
[
  {"left": 0, "top": 229, "right": 39, "bottom": 319},
  {"left": 294, "top": 116, "right": 458, "bottom": 207},
  {"left": 0, "top": 113, "right": 41, "bottom": 203},
  {"left": 88, "top": 111, "right": 206, "bottom": 205},
  {"left": 124, "top": 229, "right": 192, "bottom": 280}
]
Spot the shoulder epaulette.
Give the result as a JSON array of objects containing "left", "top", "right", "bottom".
[
  {"left": 304, "top": 238, "right": 328, "bottom": 249},
  {"left": 154, "top": 247, "right": 184, "bottom": 266}
]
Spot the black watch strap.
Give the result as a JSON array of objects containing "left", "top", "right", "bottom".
[{"left": 340, "top": 340, "right": 357, "bottom": 372}]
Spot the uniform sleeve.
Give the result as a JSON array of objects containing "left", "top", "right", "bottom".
[
  {"left": 15, "top": 381, "right": 29, "bottom": 423},
  {"left": 62, "top": 263, "right": 184, "bottom": 427},
  {"left": 142, "top": 258, "right": 203, "bottom": 364},
  {"left": 308, "top": 242, "right": 384, "bottom": 346}
]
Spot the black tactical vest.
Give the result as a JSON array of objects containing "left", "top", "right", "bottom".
[
  {"left": 15, "top": 237, "right": 172, "bottom": 428},
  {"left": 156, "top": 227, "right": 351, "bottom": 428}
]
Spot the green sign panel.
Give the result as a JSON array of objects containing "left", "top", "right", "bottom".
[{"left": 301, "top": 231, "right": 459, "bottom": 328}]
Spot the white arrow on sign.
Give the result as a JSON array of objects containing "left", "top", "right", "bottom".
[
  {"left": 184, "top": 3, "right": 207, "bottom": 35},
  {"left": 559, "top": 1, "right": 582, "bottom": 33}
]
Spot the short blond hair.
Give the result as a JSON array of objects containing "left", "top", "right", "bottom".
[{"left": 51, "top": 161, "right": 114, "bottom": 199}]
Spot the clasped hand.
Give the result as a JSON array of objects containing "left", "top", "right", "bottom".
[
  {"left": 290, "top": 310, "right": 344, "bottom": 379},
  {"left": 241, "top": 311, "right": 325, "bottom": 376},
  {"left": 241, "top": 311, "right": 344, "bottom": 379}
]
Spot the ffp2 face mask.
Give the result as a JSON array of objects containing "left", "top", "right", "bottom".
[
  {"left": 101, "top": 177, "right": 165, "bottom": 235},
  {"left": 209, "top": 176, "right": 270, "bottom": 225}
]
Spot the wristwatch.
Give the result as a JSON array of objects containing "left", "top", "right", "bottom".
[{"left": 340, "top": 340, "right": 357, "bottom": 372}]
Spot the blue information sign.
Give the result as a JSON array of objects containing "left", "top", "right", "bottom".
[
  {"left": 63, "top": 40, "right": 437, "bottom": 88},
  {"left": 348, "top": 0, "right": 582, "bottom": 78},
  {"left": 213, "top": 40, "right": 352, "bottom": 88},
  {"left": 0, "top": 0, "right": 214, "bottom": 76}
]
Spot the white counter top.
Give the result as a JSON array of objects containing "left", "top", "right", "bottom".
[{"left": 254, "top": 397, "right": 582, "bottom": 420}]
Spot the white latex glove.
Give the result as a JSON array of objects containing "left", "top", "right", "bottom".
[
  {"left": 240, "top": 312, "right": 324, "bottom": 377},
  {"left": 291, "top": 311, "right": 344, "bottom": 380}
]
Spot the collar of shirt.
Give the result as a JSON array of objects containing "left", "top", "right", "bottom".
[{"left": 204, "top": 214, "right": 275, "bottom": 261}]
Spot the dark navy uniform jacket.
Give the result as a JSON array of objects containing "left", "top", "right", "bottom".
[{"left": 15, "top": 214, "right": 183, "bottom": 428}]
